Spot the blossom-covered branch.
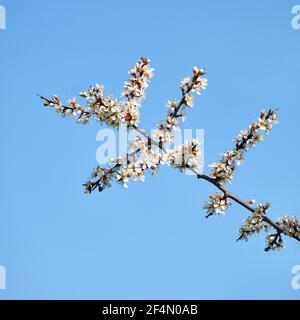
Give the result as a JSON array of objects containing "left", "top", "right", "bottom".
[
  {"left": 209, "top": 109, "right": 278, "bottom": 184},
  {"left": 39, "top": 56, "right": 300, "bottom": 252},
  {"left": 153, "top": 66, "right": 207, "bottom": 144},
  {"left": 199, "top": 174, "right": 300, "bottom": 251},
  {"left": 38, "top": 57, "right": 153, "bottom": 127}
]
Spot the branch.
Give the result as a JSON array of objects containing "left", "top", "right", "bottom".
[
  {"left": 130, "top": 123, "right": 300, "bottom": 245},
  {"left": 131, "top": 122, "right": 300, "bottom": 248},
  {"left": 40, "top": 56, "right": 300, "bottom": 251},
  {"left": 196, "top": 172, "right": 300, "bottom": 243}
]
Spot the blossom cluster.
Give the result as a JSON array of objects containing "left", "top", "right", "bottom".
[
  {"left": 203, "top": 193, "right": 231, "bottom": 218},
  {"left": 278, "top": 216, "right": 300, "bottom": 239},
  {"left": 237, "top": 203, "right": 269, "bottom": 241},
  {"left": 79, "top": 85, "right": 121, "bottom": 127},
  {"left": 115, "top": 153, "right": 161, "bottom": 189},
  {"left": 154, "top": 67, "right": 207, "bottom": 144},
  {"left": 40, "top": 57, "right": 153, "bottom": 128},
  {"left": 167, "top": 139, "right": 201, "bottom": 170},
  {"left": 209, "top": 109, "right": 278, "bottom": 184},
  {"left": 120, "top": 56, "right": 154, "bottom": 127}
]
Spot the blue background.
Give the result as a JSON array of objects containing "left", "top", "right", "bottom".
[{"left": 0, "top": 0, "right": 300, "bottom": 299}]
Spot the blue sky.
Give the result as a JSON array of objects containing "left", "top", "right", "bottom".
[{"left": 0, "top": 0, "right": 300, "bottom": 299}]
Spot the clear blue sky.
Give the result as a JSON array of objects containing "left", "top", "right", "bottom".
[{"left": 0, "top": 0, "right": 300, "bottom": 299}]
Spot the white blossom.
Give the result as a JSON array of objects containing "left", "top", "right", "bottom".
[
  {"left": 183, "top": 93, "right": 194, "bottom": 107},
  {"left": 167, "top": 139, "right": 201, "bottom": 170},
  {"left": 191, "top": 77, "right": 208, "bottom": 95},
  {"left": 152, "top": 130, "right": 174, "bottom": 143},
  {"left": 115, "top": 149, "right": 164, "bottom": 188},
  {"left": 203, "top": 193, "right": 231, "bottom": 217},
  {"left": 129, "top": 136, "right": 148, "bottom": 153},
  {"left": 166, "top": 100, "right": 177, "bottom": 110},
  {"left": 181, "top": 77, "right": 190, "bottom": 85}
]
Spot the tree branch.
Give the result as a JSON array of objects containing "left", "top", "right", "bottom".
[{"left": 130, "top": 125, "right": 300, "bottom": 244}]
